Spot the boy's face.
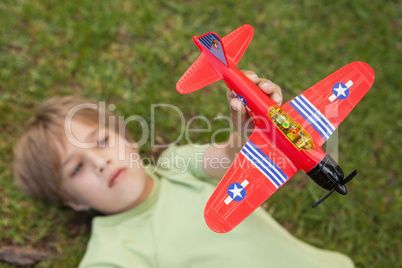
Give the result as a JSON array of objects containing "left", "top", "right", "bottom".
[{"left": 59, "top": 119, "right": 153, "bottom": 214}]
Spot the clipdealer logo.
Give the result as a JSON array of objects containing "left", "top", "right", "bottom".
[{"left": 63, "top": 101, "right": 339, "bottom": 163}]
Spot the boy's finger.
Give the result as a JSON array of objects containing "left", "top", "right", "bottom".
[
  {"left": 230, "top": 98, "right": 246, "bottom": 114},
  {"left": 240, "top": 71, "right": 283, "bottom": 106},
  {"left": 230, "top": 98, "right": 249, "bottom": 135},
  {"left": 226, "top": 88, "right": 236, "bottom": 101},
  {"left": 259, "top": 79, "right": 275, "bottom": 94},
  {"left": 270, "top": 92, "right": 282, "bottom": 106},
  {"left": 259, "top": 79, "right": 283, "bottom": 106},
  {"left": 241, "top": 70, "right": 261, "bottom": 84},
  {"left": 230, "top": 98, "right": 247, "bottom": 128}
]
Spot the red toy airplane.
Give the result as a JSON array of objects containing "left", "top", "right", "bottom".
[{"left": 176, "top": 25, "right": 375, "bottom": 233}]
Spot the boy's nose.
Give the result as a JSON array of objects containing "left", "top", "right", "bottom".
[
  {"left": 87, "top": 150, "right": 111, "bottom": 174},
  {"left": 97, "top": 159, "right": 111, "bottom": 174}
]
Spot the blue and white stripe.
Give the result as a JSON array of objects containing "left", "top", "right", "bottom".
[
  {"left": 290, "top": 95, "right": 335, "bottom": 141},
  {"left": 198, "top": 34, "right": 216, "bottom": 49},
  {"left": 241, "top": 140, "right": 288, "bottom": 188}
]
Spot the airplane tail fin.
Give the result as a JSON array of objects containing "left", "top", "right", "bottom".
[{"left": 176, "top": 25, "right": 254, "bottom": 94}]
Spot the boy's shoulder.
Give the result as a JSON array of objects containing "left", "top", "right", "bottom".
[{"left": 154, "top": 144, "right": 212, "bottom": 181}]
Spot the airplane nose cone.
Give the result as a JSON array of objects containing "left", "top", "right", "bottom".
[{"left": 335, "top": 184, "right": 347, "bottom": 195}]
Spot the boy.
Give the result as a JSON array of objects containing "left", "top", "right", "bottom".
[{"left": 13, "top": 71, "right": 354, "bottom": 267}]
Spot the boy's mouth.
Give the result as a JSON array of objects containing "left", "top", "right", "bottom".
[{"left": 108, "top": 168, "right": 127, "bottom": 188}]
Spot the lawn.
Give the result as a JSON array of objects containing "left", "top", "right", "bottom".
[{"left": 0, "top": 0, "right": 400, "bottom": 267}]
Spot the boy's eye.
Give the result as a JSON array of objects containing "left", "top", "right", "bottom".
[
  {"left": 72, "top": 163, "right": 83, "bottom": 177},
  {"left": 98, "top": 136, "right": 109, "bottom": 147}
]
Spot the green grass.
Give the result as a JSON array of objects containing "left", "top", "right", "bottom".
[{"left": 0, "top": 0, "right": 400, "bottom": 267}]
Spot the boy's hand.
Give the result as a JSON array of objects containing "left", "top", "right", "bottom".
[
  {"left": 227, "top": 70, "right": 283, "bottom": 139},
  {"left": 203, "top": 70, "right": 283, "bottom": 179}
]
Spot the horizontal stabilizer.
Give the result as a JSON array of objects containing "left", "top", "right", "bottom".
[
  {"left": 222, "top": 24, "right": 254, "bottom": 65},
  {"left": 176, "top": 54, "right": 221, "bottom": 94},
  {"left": 176, "top": 25, "right": 255, "bottom": 94}
]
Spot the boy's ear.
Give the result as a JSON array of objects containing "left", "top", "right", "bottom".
[{"left": 64, "top": 201, "right": 91, "bottom": 211}]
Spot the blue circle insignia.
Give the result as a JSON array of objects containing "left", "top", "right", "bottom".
[
  {"left": 236, "top": 95, "right": 247, "bottom": 106},
  {"left": 227, "top": 183, "right": 246, "bottom": 202},
  {"left": 332, "top": 82, "right": 350, "bottom": 100}
]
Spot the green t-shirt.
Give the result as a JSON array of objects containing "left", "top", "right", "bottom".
[{"left": 79, "top": 145, "right": 354, "bottom": 268}]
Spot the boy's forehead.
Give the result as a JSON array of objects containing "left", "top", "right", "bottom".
[
  {"left": 60, "top": 119, "right": 100, "bottom": 152},
  {"left": 67, "top": 119, "right": 99, "bottom": 142}
]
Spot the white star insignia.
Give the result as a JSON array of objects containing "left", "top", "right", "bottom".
[
  {"left": 229, "top": 184, "right": 244, "bottom": 199},
  {"left": 333, "top": 84, "right": 348, "bottom": 97}
]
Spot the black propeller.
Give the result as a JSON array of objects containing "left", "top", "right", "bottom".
[{"left": 312, "top": 170, "right": 358, "bottom": 208}]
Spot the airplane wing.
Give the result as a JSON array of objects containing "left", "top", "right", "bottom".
[
  {"left": 204, "top": 128, "right": 299, "bottom": 233},
  {"left": 281, "top": 61, "right": 375, "bottom": 147}
]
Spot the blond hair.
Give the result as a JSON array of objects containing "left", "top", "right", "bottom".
[{"left": 13, "top": 96, "right": 132, "bottom": 204}]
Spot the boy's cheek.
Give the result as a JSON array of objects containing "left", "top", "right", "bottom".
[
  {"left": 117, "top": 139, "right": 139, "bottom": 161},
  {"left": 129, "top": 152, "right": 142, "bottom": 168}
]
